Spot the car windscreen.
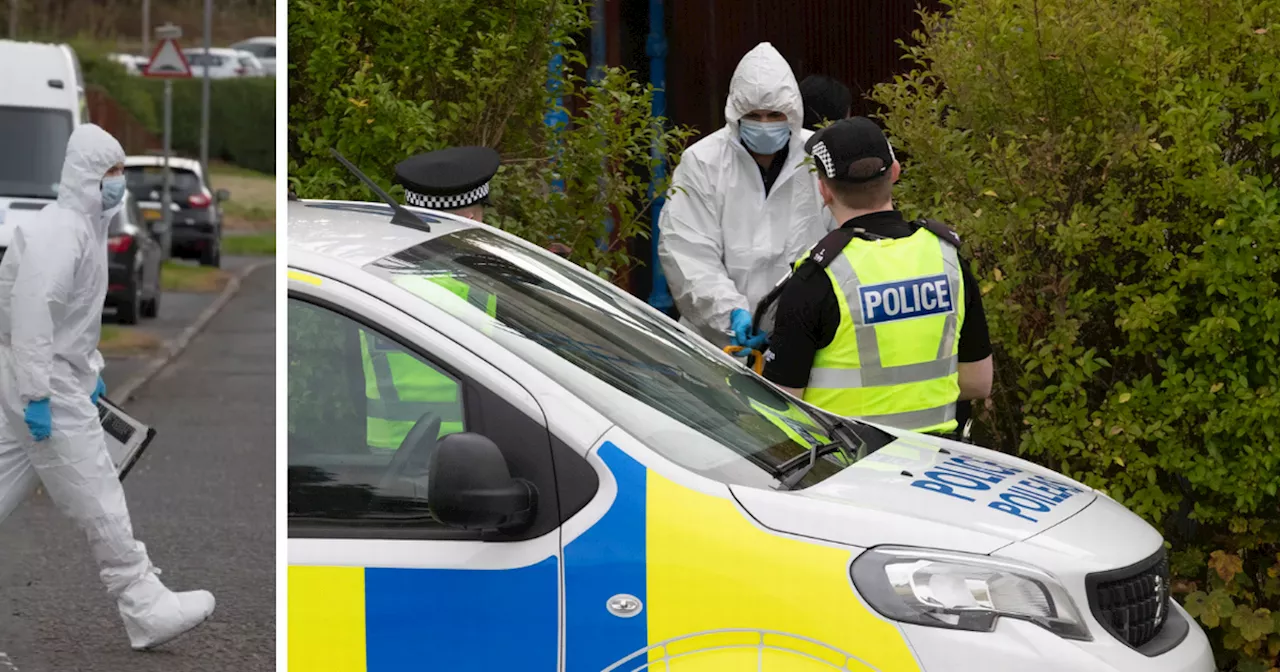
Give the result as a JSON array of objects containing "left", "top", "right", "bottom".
[
  {"left": 0, "top": 106, "right": 72, "bottom": 200},
  {"left": 364, "top": 227, "right": 854, "bottom": 489},
  {"left": 124, "top": 165, "right": 202, "bottom": 195}
]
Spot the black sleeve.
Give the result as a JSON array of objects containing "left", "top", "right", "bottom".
[
  {"left": 957, "top": 256, "right": 992, "bottom": 363},
  {"left": 763, "top": 275, "right": 838, "bottom": 388}
]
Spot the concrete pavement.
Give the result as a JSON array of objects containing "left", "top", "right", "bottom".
[{"left": 0, "top": 262, "right": 276, "bottom": 671}]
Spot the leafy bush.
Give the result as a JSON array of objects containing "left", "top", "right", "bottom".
[
  {"left": 286, "top": 0, "right": 693, "bottom": 279},
  {"left": 873, "top": 0, "right": 1279, "bottom": 668},
  {"left": 80, "top": 52, "right": 275, "bottom": 173}
]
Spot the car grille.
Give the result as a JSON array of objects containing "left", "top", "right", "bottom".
[{"left": 1088, "top": 550, "right": 1171, "bottom": 649}]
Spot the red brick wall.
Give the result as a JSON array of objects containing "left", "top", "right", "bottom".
[{"left": 85, "top": 86, "right": 159, "bottom": 155}]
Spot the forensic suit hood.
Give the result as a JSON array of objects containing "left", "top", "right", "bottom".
[{"left": 657, "top": 42, "right": 836, "bottom": 344}]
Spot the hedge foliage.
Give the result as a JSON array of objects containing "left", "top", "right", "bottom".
[
  {"left": 873, "top": 0, "right": 1279, "bottom": 668},
  {"left": 287, "top": 0, "right": 693, "bottom": 280},
  {"left": 80, "top": 49, "right": 275, "bottom": 173}
]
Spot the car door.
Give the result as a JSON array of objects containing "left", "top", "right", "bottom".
[{"left": 286, "top": 271, "right": 563, "bottom": 671}]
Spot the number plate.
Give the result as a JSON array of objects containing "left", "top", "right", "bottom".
[{"left": 142, "top": 209, "right": 162, "bottom": 221}]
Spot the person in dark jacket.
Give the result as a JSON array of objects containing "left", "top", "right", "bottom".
[{"left": 800, "top": 74, "right": 853, "bottom": 131}]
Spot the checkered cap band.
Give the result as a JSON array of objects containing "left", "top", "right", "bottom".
[
  {"left": 404, "top": 182, "right": 490, "bottom": 210},
  {"left": 811, "top": 141, "right": 836, "bottom": 178}
]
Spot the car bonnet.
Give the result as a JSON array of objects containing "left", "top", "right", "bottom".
[{"left": 731, "top": 432, "right": 1098, "bottom": 555}]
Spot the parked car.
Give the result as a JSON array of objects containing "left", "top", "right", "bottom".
[
  {"left": 183, "top": 47, "right": 259, "bottom": 79},
  {"left": 235, "top": 50, "right": 266, "bottom": 77},
  {"left": 106, "top": 190, "right": 163, "bottom": 324},
  {"left": 0, "top": 40, "right": 88, "bottom": 261},
  {"left": 286, "top": 197, "right": 1214, "bottom": 672},
  {"left": 123, "top": 156, "right": 228, "bottom": 267},
  {"left": 229, "top": 36, "right": 275, "bottom": 75},
  {"left": 107, "top": 53, "right": 146, "bottom": 75}
]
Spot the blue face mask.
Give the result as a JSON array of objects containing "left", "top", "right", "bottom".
[
  {"left": 101, "top": 175, "right": 126, "bottom": 210},
  {"left": 739, "top": 118, "right": 791, "bottom": 155}
]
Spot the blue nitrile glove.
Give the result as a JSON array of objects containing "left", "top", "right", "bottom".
[
  {"left": 730, "top": 309, "right": 755, "bottom": 348},
  {"left": 730, "top": 308, "right": 769, "bottom": 354},
  {"left": 91, "top": 376, "right": 106, "bottom": 406},
  {"left": 24, "top": 399, "right": 52, "bottom": 442},
  {"left": 744, "top": 330, "right": 769, "bottom": 352}
]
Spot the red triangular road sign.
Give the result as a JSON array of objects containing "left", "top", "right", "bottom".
[{"left": 143, "top": 38, "right": 191, "bottom": 78}]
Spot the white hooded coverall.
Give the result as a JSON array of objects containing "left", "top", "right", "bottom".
[
  {"left": 657, "top": 42, "right": 837, "bottom": 346},
  {"left": 0, "top": 124, "right": 213, "bottom": 650}
]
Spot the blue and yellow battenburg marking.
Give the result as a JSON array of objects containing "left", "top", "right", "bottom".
[{"left": 288, "top": 442, "right": 921, "bottom": 671}]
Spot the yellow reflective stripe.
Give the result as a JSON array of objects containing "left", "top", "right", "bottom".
[
  {"left": 288, "top": 270, "right": 323, "bottom": 285},
  {"left": 287, "top": 566, "right": 366, "bottom": 672}
]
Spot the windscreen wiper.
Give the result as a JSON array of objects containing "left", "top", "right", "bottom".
[{"left": 773, "top": 441, "right": 852, "bottom": 491}]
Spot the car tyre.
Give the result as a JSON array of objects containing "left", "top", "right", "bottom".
[
  {"left": 200, "top": 237, "right": 221, "bottom": 268},
  {"left": 117, "top": 271, "right": 142, "bottom": 325},
  {"left": 141, "top": 288, "right": 160, "bottom": 319}
]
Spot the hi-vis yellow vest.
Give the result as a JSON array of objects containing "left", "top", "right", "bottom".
[
  {"left": 360, "top": 275, "right": 497, "bottom": 451},
  {"left": 797, "top": 227, "right": 965, "bottom": 434}
]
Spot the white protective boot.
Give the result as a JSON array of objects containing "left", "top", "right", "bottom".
[{"left": 117, "top": 566, "right": 216, "bottom": 650}]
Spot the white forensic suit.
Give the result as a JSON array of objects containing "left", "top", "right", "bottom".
[
  {"left": 657, "top": 42, "right": 837, "bottom": 346},
  {"left": 0, "top": 124, "right": 214, "bottom": 650}
]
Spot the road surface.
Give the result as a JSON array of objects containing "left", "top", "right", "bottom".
[
  {"left": 102, "top": 256, "right": 262, "bottom": 392},
  {"left": 0, "top": 262, "right": 275, "bottom": 671}
]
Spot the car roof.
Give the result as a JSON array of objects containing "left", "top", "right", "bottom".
[
  {"left": 124, "top": 155, "right": 203, "bottom": 173},
  {"left": 233, "top": 36, "right": 274, "bottom": 45},
  {"left": 184, "top": 47, "right": 240, "bottom": 56},
  {"left": 288, "top": 199, "right": 478, "bottom": 269},
  {"left": 0, "top": 40, "right": 76, "bottom": 110}
]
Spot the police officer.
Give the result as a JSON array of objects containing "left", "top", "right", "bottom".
[
  {"left": 359, "top": 147, "right": 502, "bottom": 452},
  {"left": 761, "top": 117, "right": 993, "bottom": 436}
]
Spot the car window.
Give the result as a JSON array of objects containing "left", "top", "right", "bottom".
[
  {"left": 186, "top": 53, "right": 224, "bottom": 67},
  {"left": 124, "top": 166, "right": 202, "bottom": 194},
  {"left": 363, "top": 227, "right": 850, "bottom": 489},
  {"left": 0, "top": 106, "right": 73, "bottom": 200},
  {"left": 263, "top": 46, "right": 276, "bottom": 58}
]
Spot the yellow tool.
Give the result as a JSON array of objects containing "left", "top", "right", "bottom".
[{"left": 724, "top": 345, "right": 765, "bottom": 375}]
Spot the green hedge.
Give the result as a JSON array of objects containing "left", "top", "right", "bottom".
[
  {"left": 874, "top": 0, "right": 1280, "bottom": 668},
  {"left": 81, "top": 53, "right": 275, "bottom": 173}
]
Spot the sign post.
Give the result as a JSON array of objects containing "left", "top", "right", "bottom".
[{"left": 142, "top": 23, "right": 191, "bottom": 258}]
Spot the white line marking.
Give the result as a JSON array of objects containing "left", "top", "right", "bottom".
[{"left": 0, "top": 652, "right": 19, "bottom": 671}]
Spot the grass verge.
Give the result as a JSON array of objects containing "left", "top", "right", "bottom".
[
  {"left": 98, "top": 326, "right": 163, "bottom": 357},
  {"left": 210, "top": 162, "right": 275, "bottom": 233},
  {"left": 223, "top": 232, "right": 276, "bottom": 256},
  {"left": 162, "top": 261, "right": 230, "bottom": 293}
]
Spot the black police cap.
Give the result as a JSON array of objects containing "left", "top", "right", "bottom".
[
  {"left": 803, "top": 117, "right": 897, "bottom": 184},
  {"left": 394, "top": 146, "right": 501, "bottom": 210}
]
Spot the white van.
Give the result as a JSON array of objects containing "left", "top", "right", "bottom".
[{"left": 0, "top": 40, "right": 89, "bottom": 261}]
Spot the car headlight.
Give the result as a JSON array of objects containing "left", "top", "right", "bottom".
[{"left": 851, "top": 546, "right": 1091, "bottom": 641}]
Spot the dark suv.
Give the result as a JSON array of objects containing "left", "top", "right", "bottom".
[{"left": 123, "top": 156, "right": 228, "bottom": 267}]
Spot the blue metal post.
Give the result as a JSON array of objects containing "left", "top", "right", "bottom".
[
  {"left": 546, "top": 46, "right": 568, "bottom": 193},
  {"left": 646, "top": 0, "right": 673, "bottom": 312}
]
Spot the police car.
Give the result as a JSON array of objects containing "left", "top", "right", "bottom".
[{"left": 286, "top": 195, "right": 1214, "bottom": 671}]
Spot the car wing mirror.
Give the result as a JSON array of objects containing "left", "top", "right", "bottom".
[{"left": 427, "top": 433, "right": 536, "bottom": 531}]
